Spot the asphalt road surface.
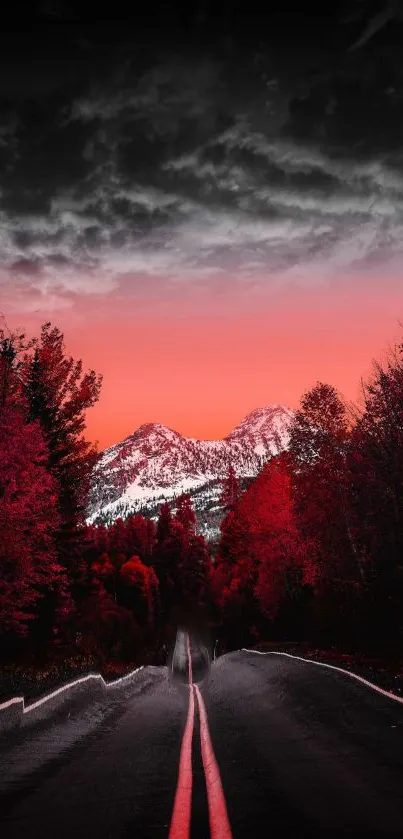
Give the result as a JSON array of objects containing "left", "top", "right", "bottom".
[{"left": 2, "top": 646, "right": 403, "bottom": 839}]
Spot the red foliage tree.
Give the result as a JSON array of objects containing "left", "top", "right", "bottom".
[
  {"left": 174, "top": 493, "right": 197, "bottom": 534},
  {"left": 213, "top": 452, "right": 307, "bottom": 647},
  {"left": 120, "top": 555, "right": 159, "bottom": 626},
  {"left": 156, "top": 502, "right": 172, "bottom": 542},
  {"left": 347, "top": 348, "right": 403, "bottom": 637},
  {"left": 0, "top": 334, "right": 69, "bottom": 640},
  {"left": 251, "top": 456, "right": 306, "bottom": 618},
  {"left": 178, "top": 533, "right": 212, "bottom": 616},
  {"left": 91, "top": 552, "right": 116, "bottom": 589},
  {"left": 125, "top": 514, "right": 156, "bottom": 562},
  {"left": 289, "top": 382, "right": 364, "bottom": 593},
  {"left": 153, "top": 495, "right": 211, "bottom": 623},
  {"left": 77, "top": 578, "right": 140, "bottom": 662},
  {"left": 23, "top": 323, "right": 102, "bottom": 565},
  {"left": 220, "top": 464, "right": 241, "bottom": 513},
  {"left": 108, "top": 518, "right": 128, "bottom": 559}
]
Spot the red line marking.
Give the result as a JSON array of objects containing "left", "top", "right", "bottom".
[
  {"left": 194, "top": 684, "right": 233, "bottom": 839},
  {"left": 168, "top": 684, "right": 195, "bottom": 839},
  {"left": 169, "top": 633, "right": 232, "bottom": 839},
  {"left": 186, "top": 632, "right": 193, "bottom": 685}
]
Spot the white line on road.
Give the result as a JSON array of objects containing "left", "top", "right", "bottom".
[
  {"left": 0, "top": 666, "right": 144, "bottom": 715},
  {"left": 241, "top": 649, "right": 403, "bottom": 705}
]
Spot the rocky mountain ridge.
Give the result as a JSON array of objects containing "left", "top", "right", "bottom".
[{"left": 87, "top": 405, "right": 294, "bottom": 539}]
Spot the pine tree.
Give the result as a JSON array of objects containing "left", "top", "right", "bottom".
[
  {"left": 251, "top": 455, "right": 305, "bottom": 619},
  {"left": 0, "top": 328, "right": 36, "bottom": 415},
  {"left": 108, "top": 518, "right": 128, "bottom": 559},
  {"left": 175, "top": 493, "right": 197, "bottom": 534},
  {"left": 126, "top": 514, "right": 156, "bottom": 562},
  {"left": 156, "top": 502, "right": 172, "bottom": 543},
  {"left": 289, "top": 381, "right": 363, "bottom": 593},
  {"left": 179, "top": 533, "right": 212, "bottom": 615},
  {"left": 349, "top": 346, "right": 403, "bottom": 641},
  {"left": 0, "top": 338, "right": 67, "bottom": 643},
  {"left": 120, "top": 556, "right": 159, "bottom": 626},
  {"left": 220, "top": 464, "right": 240, "bottom": 513},
  {"left": 23, "top": 323, "right": 102, "bottom": 566}
]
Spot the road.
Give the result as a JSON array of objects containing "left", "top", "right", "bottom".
[{"left": 2, "top": 644, "right": 403, "bottom": 838}]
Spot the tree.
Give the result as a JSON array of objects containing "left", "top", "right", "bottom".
[
  {"left": 156, "top": 502, "right": 172, "bottom": 543},
  {"left": 287, "top": 382, "right": 369, "bottom": 644},
  {"left": 178, "top": 533, "right": 212, "bottom": 620},
  {"left": 91, "top": 552, "right": 117, "bottom": 596},
  {"left": 348, "top": 347, "right": 403, "bottom": 642},
  {"left": 108, "top": 518, "right": 128, "bottom": 559},
  {"left": 219, "top": 464, "right": 240, "bottom": 513},
  {"left": 120, "top": 556, "right": 159, "bottom": 626},
  {"left": 153, "top": 495, "right": 212, "bottom": 624},
  {"left": 175, "top": 493, "right": 197, "bottom": 534},
  {"left": 289, "top": 382, "right": 364, "bottom": 591},
  {"left": 251, "top": 455, "right": 306, "bottom": 620},
  {"left": 153, "top": 503, "right": 173, "bottom": 592},
  {"left": 213, "top": 451, "right": 311, "bottom": 646},
  {"left": 0, "top": 399, "right": 67, "bottom": 641},
  {"left": 0, "top": 327, "right": 36, "bottom": 415},
  {"left": 126, "top": 514, "right": 156, "bottom": 563},
  {"left": 77, "top": 578, "right": 139, "bottom": 662},
  {"left": 23, "top": 322, "right": 102, "bottom": 565}
]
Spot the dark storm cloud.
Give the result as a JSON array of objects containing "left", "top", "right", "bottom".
[
  {"left": 283, "top": 76, "right": 403, "bottom": 160},
  {"left": 0, "top": 97, "right": 96, "bottom": 215},
  {"left": 2, "top": 16, "right": 403, "bottom": 309}
]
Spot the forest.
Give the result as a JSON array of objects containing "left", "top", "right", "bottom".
[{"left": 1, "top": 321, "right": 403, "bottom": 692}]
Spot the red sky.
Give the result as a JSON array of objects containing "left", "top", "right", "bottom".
[{"left": 9, "top": 275, "right": 402, "bottom": 450}]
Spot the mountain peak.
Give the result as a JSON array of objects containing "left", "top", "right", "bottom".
[
  {"left": 226, "top": 404, "right": 293, "bottom": 441},
  {"left": 88, "top": 404, "right": 294, "bottom": 533},
  {"left": 134, "top": 422, "right": 180, "bottom": 437},
  {"left": 243, "top": 404, "right": 286, "bottom": 419}
]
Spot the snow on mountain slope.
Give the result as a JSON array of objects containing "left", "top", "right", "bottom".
[{"left": 87, "top": 406, "right": 294, "bottom": 532}]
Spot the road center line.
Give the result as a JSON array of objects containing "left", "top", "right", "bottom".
[
  {"left": 169, "top": 633, "right": 233, "bottom": 839},
  {"left": 187, "top": 633, "right": 193, "bottom": 685},
  {"left": 168, "top": 683, "right": 195, "bottom": 839},
  {"left": 194, "top": 684, "right": 233, "bottom": 839}
]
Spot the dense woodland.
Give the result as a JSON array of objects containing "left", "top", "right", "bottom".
[{"left": 1, "top": 321, "right": 403, "bottom": 678}]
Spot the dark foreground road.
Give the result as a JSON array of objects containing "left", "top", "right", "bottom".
[{"left": 2, "top": 650, "right": 403, "bottom": 838}]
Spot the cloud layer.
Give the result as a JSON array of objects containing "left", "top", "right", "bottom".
[{"left": 1, "top": 37, "right": 403, "bottom": 312}]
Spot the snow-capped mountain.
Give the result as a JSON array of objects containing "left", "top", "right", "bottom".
[{"left": 87, "top": 405, "right": 294, "bottom": 538}]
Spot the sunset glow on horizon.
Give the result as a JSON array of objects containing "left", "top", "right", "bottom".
[{"left": 5, "top": 272, "right": 401, "bottom": 449}]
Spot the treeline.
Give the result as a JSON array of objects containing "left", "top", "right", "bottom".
[
  {"left": 214, "top": 345, "right": 403, "bottom": 657},
  {"left": 1, "top": 320, "right": 403, "bottom": 670},
  {"left": 0, "top": 322, "right": 213, "bottom": 667}
]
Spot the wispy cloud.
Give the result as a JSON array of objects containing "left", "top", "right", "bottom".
[{"left": 1, "top": 51, "right": 403, "bottom": 310}]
